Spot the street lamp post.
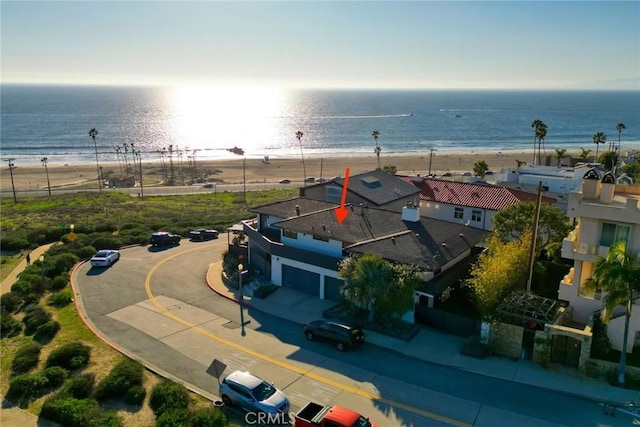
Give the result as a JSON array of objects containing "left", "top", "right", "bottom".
[
  {"left": 5, "top": 158, "right": 17, "bottom": 205},
  {"left": 428, "top": 148, "right": 437, "bottom": 176},
  {"left": 238, "top": 263, "right": 246, "bottom": 337},
  {"left": 41, "top": 157, "right": 52, "bottom": 197},
  {"left": 39, "top": 255, "right": 45, "bottom": 285}
]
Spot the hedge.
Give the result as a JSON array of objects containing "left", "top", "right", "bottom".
[{"left": 40, "top": 396, "right": 123, "bottom": 427}]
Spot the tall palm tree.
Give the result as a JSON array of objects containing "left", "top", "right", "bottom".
[
  {"left": 592, "top": 131, "right": 606, "bottom": 162},
  {"left": 295, "top": 131, "right": 307, "bottom": 186},
  {"left": 41, "top": 157, "right": 51, "bottom": 197},
  {"left": 586, "top": 241, "right": 640, "bottom": 386},
  {"left": 372, "top": 130, "right": 381, "bottom": 170},
  {"left": 88, "top": 128, "right": 101, "bottom": 192},
  {"left": 616, "top": 122, "right": 625, "bottom": 154},
  {"left": 531, "top": 119, "right": 543, "bottom": 164},
  {"left": 535, "top": 122, "right": 547, "bottom": 166}
]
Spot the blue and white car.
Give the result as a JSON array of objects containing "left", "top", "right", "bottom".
[
  {"left": 219, "top": 371, "right": 289, "bottom": 415},
  {"left": 90, "top": 250, "right": 120, "bottom": 267}
]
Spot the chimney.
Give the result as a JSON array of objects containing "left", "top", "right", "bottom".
[
  {"left": 402, "top": 200, "right": 420, "bottom": 222},
  {"left": 295, "top": 205, "right": 300, "bottom": 216},
  {"left": 599, "top": 172, "right": 615, "bottom": 204},
  {"left": 581, "top": 168, "right": 601, "bottom": 200}
]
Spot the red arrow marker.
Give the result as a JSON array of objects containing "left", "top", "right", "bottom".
[{"left": 335, "top": 168, "right": 350, "bottom": 224}]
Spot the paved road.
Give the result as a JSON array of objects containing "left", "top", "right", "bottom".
[{"left": 72, "top": 240, "right": 633, "bottom": 427}]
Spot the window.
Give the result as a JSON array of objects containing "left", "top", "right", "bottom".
[
  {"left": 454, "top": 207, "right": 464, "bottom": 219},
  {"left": 283, "top": 229, "right": 297, "bottom": 239},
  {"left": 326, "top": 186, "right": 342, "bottom": 203},
  {"left": 313, "top": 234, "right": 329, "bottom": 242},
  {"left": 471, "top": 210, "right": 482, "bottom": 222},
  {"left": 600, "top": 223, "right": 630, "bottom": 247}
]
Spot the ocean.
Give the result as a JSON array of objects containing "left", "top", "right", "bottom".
[{"left": 1, "top": 84, "right": 639, "bottom": 166}]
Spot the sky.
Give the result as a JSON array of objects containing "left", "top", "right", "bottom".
[{"left": 1, "top": 1, "right": 639, "bottom": 90}]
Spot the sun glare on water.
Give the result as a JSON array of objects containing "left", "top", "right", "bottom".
[{"left": 169, "top": 85, "right": 285, "bottom": 157}]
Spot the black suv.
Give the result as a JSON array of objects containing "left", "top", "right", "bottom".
[
  {"left": 149, "top": 232, "right": 181, "bottom": 247},
  {"left": 303, "top": 320, "right": 364, "bottom": 351}
]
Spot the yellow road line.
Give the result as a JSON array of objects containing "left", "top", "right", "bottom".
[{"left": 145, "top": 247, "right": 471, "bottom": 427}]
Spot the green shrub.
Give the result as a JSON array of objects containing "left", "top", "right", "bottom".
[
  {"left": 11, "top": 342, "right": 42, "bottom": 374},
  {"left": 43, "top": 366, "right": 69, "bottom": 388},
  {"left": 48, "top": 288, "right": 73, "bottom": 307},
  {"left": 50, "top": 273, "right": 71, "bottom": 291},
  {"left": 7, "top": 373, "right": 49, "bottom": 406},
  {"left": 41, "top": 396, "right": 122, "bottom": 427},
  {"left": 47, "top": 252, "right": 79, "bottom": 277},
  {"left": 22, "top": 304, "right": 52, "bottom": 335},
  {"left": 11, "top": 276, "right": 45, "bottom": 299},
  {"left": 1, "top": 311, "right": 23, "bottom": 338},
  {"left": 188, "top": 408, "right": 228, "bottom": 427},
  {"left": 46, "top": 342, "right": 91, "bottom": 371},
  {"left": 94, "top": 359, "right": 144, "bottom": 400},
  {"left": 123, "top": 385, "right": 146, "bottom": 405},
  {"left": 60, "top": 373, "right": 95, "bottom": 399},
  {"left": 35, "top": 320, "right": 61, "bottom": 342},
  {"left": 1, "top": 291, "right": 24, "bottom": 313},
  {"left": 149, "top": 381, "right": 190, "bottom": 417},
  {"left": 76, "top": 246, "right": 97, "bottom": 260},
  {"left": 1, "top": 232, "right": 30, "bottom": 251},
  {"left": 156, "top": 409, "right": 191, "bottom": 427}
]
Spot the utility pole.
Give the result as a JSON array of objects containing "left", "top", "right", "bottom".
[
  {"left": 41, "top": 157, "right": 51, "bottom": 197},
  {"left": 5, "top": 159, "right": 17, "bottom": 205}
]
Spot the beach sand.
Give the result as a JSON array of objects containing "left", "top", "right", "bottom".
[{"left": 0, "top": 150, "right": 545, "bottom": 194}]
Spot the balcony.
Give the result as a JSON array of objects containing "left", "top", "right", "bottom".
[{"left": 561, "top": 238, "right": 597, "bottom": 262}]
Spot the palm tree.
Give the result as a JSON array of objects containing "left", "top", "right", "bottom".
[
  {"left": 88, "top": 128, "right": 102, "bottom": 192},
  {"left": 585, "top": 241, "right": 640, "bottom": 386},
  {"left": 554, "top": 148, "right": 567, "bottom": 167},
  {"left": 372, "top": 130, "right": 381, "bottom": 170},
  {"left": 41, "top": 157, "right": 51, "bottom": 197},
  {"left": 615, "top": 122, "right": 625, "bottom": 156},
  {"left": 295, "top": 131, "right": 307, "bottom": 186},
  {"left": 535, "top": 122, "right": 547, "bottom": 166},
  {"left": 592, "top": 131, "right": 606, "bottom": 162},
  {"left": 531, "top": 119, "right": 543, "bottom": 164},
  {"left": 579, "top": 147, "right": 593, "bottom": 162}
]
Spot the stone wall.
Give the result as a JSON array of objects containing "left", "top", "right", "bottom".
[{"left": 488, "top": 322, "right": 523, "bottom": 359}]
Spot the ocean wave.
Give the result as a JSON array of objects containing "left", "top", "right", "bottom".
[{"left": 311, "top": 114, "right": 414, "bottom": 119}]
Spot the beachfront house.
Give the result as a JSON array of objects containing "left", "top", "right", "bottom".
[
  {"left": 242, "top": 194, "right": 488, "bottom": 324},
  {"left": 398, "top": 176, "right": 556, "bottom": 231},
  {"left": 559, "top": 169, "right": 640, "bottom": 353}
]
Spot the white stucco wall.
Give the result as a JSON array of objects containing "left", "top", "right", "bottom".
[
  {"left": 281, "top": 233, "right": 343, "bottom": 257},
  {"left": 419, "top": 201, "right": 494, "bottom": 230}
]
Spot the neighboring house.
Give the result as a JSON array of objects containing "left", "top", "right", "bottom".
[
  {"left": 398, "top": 176, "right": 556, "bottom": 231},
  {"left": 300, "top": 169, "right": 422, "bottom": 212},
  {"left": 559, "top": 169, "right": 640, "bottom": 353},
  {"left": 243, "top": 197, "right": 488, "bottom": 323}
]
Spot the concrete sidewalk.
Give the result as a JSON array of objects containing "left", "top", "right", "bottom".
[{"left": 206, "top": 261, "right": 639, "bottom": 407}]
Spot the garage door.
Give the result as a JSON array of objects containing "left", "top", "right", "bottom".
[
  {"left": 324, "top": 277, "right": 343, "bottom": 302},
  {"left": 282, "top": 265, "right": 320, "bottom": 297}
]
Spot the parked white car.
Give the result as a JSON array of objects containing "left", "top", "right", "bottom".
[
  {"left": 219, "top": 371, "right": 289, "bottom": 415},
  {"left": 90, "top": 250, "right": 120, "bottom": 267}
]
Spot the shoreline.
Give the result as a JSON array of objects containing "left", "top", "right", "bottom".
[{"left": 0, "top": 149, "right": 610, "bottom": 194}]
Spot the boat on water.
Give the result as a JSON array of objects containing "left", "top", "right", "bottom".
[{"left": 455, "top": 114, "right": 462, "bottom": 118}]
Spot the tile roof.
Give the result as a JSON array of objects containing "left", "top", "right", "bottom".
[{"left": 399, "top": 176, "right": 556, "bottom": 210}]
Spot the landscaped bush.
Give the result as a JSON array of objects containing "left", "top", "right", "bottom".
[
  {"left": 47, "top": 288, "right": 73, "bottom": 307},
  {"left": 76, "top": 245, "right": 98, "bottom": 260},
  {"left": 1, "top": 232, "right": 30, "bottom": 251},
  {"left": 6, "top": 372, "right": 49, "bottom": 406},
  {"left": 1, "top": 312, "right": 23, "bottom": 338},
  {"left": 94, "top": 358, "right": 144, "bottom": 400},
  {"left": 11, "top": 342, "right": 42, "bottom": 374},
  {"left": 40, "top": 396, "right": 123, "bottom": 427},
  {"left": 1, "top": 291, "right": 23, "bottom": 313},
  {"left": 22, "top": 304, "right": 52, "bottom": 335},
  {"left": 156, "top": 409, "right": 191, "bottom": 427},
  {"left": 35, "top": 320, "right": 61, "bottom": 342},
  {"left": 188, "top": 408, "right": 228, "bottom": 427},
  {"left": 47, "top": 252, "right": 79, "bottom": 277},
  {"left": 43, "top": 366, "right": 69, "bottom": 388},
  {"left": 50, "top": 273, "right": 71, "bottom": 291},
  {"left": 11, "top": 274, "right": 46, "bottom": 299},
  {"left": 123, "top": 385, "right": 146, "bottom": 405},
  {"left": 46, "top": 342, "right": 91, "bottom": 371},
  {"left": 149, "top": 381, "right": 190, "bottom": 417},
  {"left": 460, "top": 335, "right": 487, "bottom": 359},
  {"left": 60, "top": 373, "right": 95, "bottom": 399},
  {"left": 90, "top": 236, "right": 123, "bottom": 251}
]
